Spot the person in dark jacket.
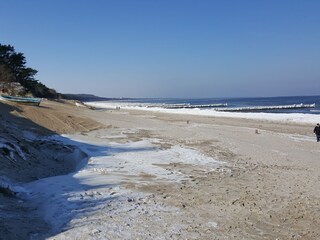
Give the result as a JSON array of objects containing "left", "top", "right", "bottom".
[{"left": 314, "top": 123, "right": 320, "bottom": 142}]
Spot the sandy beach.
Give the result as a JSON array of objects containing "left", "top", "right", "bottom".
[{"left": 1, "top": 100, "right": 320, "bottom": 240}]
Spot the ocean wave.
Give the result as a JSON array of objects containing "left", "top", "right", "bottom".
[
  {"left": 214, "top": 103, "right": 316, "bottom": 112},
  {"left": 85, "top": 101, "right": 320, "bottom": 124},
  {"left": 146, "top": 103, "right": 227, "bottom": 109}
]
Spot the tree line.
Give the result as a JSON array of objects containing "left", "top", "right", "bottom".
[{"left": 0, "top": 43, "right": 60, "bottom": 98}]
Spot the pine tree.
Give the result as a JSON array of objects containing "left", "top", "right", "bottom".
[{"left": 0, "top": 43, "right": 59, "bottom": 98}]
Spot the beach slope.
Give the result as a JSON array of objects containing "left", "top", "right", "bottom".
[{"left": 1, "top": 100, "right": 319, "bottom": 239}]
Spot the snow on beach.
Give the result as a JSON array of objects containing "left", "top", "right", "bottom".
[
  {"left": 21, "top": 132, "right": 220, "bottom": 239},
  {"left": 85, "top": 101, "right": 320, "bottom": 124},
  {"left": 2, "top": 99, "right": 319, "bottom": 239}
]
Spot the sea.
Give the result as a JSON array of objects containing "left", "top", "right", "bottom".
[{"left": 86, "top": 95, "right": 320, "bottom": 114}]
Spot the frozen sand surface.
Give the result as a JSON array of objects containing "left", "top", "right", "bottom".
[{"left": 23, "top": 133, "right": 220, "bottom": 239}]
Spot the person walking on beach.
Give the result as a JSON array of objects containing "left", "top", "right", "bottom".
[{"left": 314, "top": 123, "right": 320, "bottom": 142}]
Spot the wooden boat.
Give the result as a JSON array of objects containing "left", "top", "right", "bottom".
[{"left": 0, "top": 95, "right": 41, "bottom": 106}]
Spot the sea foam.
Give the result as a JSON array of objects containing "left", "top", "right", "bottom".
[{"left": 85, "top": 101, "right": 320, "bottom": 124}]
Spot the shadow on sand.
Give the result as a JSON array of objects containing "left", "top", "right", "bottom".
[{"left": 0, "top": 102, "right": 155, "bottom": 240}]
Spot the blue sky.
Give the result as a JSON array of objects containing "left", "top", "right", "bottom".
[{"left": 1, "top": 0, "right": 320, "bottom": 98}]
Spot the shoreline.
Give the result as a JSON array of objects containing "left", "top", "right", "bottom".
[
  {"left": 85, "top": 100, "right": 320, "bottom": 124},
  {"left": 1, "top": 100, "right": 320, "bottom": 239}
]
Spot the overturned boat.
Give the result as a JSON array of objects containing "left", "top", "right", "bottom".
[{"left": 0, "top": 95, "right": 41, "bottom": 106}]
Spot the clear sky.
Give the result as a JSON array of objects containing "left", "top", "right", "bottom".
[{"left": 1, "top": 0, "right": 320, "bottom": 98}]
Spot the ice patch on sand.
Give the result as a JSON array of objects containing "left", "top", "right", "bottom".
[{"left": 21, "top": 135, "right": 221, "bottom": 238}]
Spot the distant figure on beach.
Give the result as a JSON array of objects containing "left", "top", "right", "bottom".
[{"left": 314, "top": 123, "right": 320, "bottom": 142}]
